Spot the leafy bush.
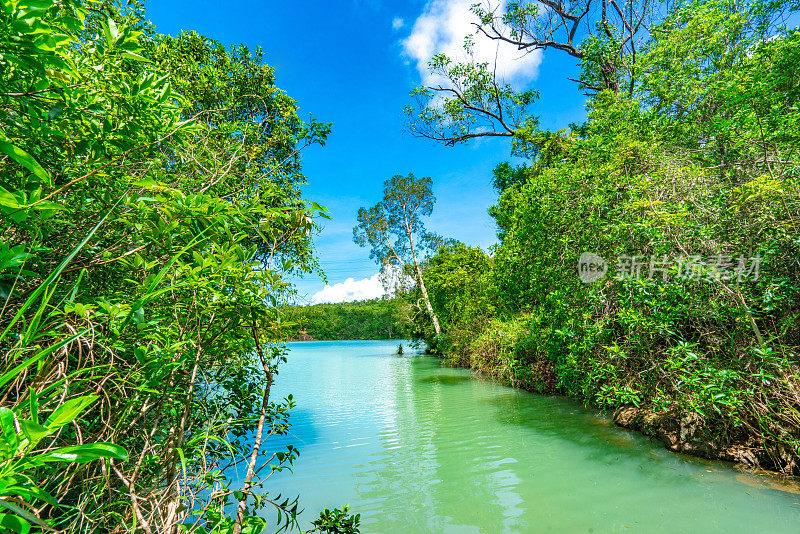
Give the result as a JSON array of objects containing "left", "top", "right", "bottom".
[{"left": 0, "top": 0, "right": 356, "bottom": 531}]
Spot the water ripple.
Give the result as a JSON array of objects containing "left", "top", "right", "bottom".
[{"left": 229, "top": 341, "right": 800, "bottom": 533}]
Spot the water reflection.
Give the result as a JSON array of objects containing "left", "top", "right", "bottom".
[{"left": 232, "top": 341, "right": 800, "bottom": 533}]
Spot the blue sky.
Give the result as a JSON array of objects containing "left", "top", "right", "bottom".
[{"left": 147, "top": 0, "right": 587, "bottom": 303}]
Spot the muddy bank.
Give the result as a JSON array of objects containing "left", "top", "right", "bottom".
[
  {"left": 612, "top": 405, "right": 799, "bottom": 476},
  {"left": 288, "top": 332, "right": 316, "bottom": 342}
]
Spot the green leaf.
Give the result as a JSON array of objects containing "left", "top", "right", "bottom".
[
  {"left": 28, "top": 388, "right": 38, "bottom": 425},
  {"left": 176, "top": 447, "right": 187, "bottom": 482},
  {"left": 0, "top": 141, "right": 49, "bottom": 184},
  {"left": 0, "top": 186, "right": 24, "bottom": 210},
  {"left": 122, "top": 51, "right": 150, "bottom": 63},
  {"left": 131, "top": 305, "right": 144, "bottom": 324},
  {"left": 0, "top": 408, "right": 19, "bottom": 457},
  {"left": 0, "top": 245, "right": 31, "bottom": 271},
  {"left": 36, "top": 442, "right": 128, "bottom": 463},
  {"left": 44, "top": 395, "right": 98, "bottom": 430},
  {"left": 0, "top": 513, "right": 31, "bottom": 534},
  {"left": 19, "top": 0, "right": 57, "bottom": 9},
  {"left": 18, "top": 419, "right": 51, "bottom": 448},
  {"left": 105, "top": 17, "right": 118, "bottom": 44},
  {"left": 0, "top": 499, "right": 53, "bottom": 531}
]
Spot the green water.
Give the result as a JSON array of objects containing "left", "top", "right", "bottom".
[{"left": 244, "top": 340, "right": 800, "bottom": 532}]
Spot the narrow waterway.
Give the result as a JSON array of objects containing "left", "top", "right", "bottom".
[{"left": 240, "top": 340, "right": 800, "bottom": 532}]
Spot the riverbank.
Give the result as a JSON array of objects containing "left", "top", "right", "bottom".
[
  {"left": 263, "top": 340, "right": 800, "bottom": 532},
  {"left": 431, "top": 320, "right": 800, "bottom": 477},
  {"left": 611, "top": 405, "right": 795, "bottom": 473},
  {"left": 399, "top": 1, "right": 800, "bottom": 480},
  {"left": 288, "top": 332, "right": 317, "bottom": 342}
]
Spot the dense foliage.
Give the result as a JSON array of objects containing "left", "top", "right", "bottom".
[
  {"left": 284, "top": 299, "right": 409, "bottom": 341},
  {"left": 0, "top": 0, "right": 356, "bottom": 532},
  {"left": 408, "top": 0, "right": 800, "bottom": 474}
]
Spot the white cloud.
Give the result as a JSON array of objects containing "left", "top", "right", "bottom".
[
  {"left": 401, "top": 0, "right": 542, "bottom": 87},
  {"left": 311, "top": 273, "right": 386, "bottom": 304},
  {"left": 392, "top": 16, "right": 404, "bottom": 30},
  {"left": 310, "top": 265, "right": 417, "bottom": 304}
]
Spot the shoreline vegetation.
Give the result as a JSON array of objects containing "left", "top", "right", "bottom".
[
  {"left": 292, "top": 300, "right": 800, "bottom": 476},
  {"left": 365, "top": 0, "right": 800, "bottom": 478},
  {"left": 0, "top": 1, "right": 359, "bottom": 532},
  {"left": 284, "top": 299, "right": 408, "bottom": 341}
]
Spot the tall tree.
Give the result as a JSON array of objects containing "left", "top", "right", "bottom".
[
  {"left": 405, "top": 0, "right": 658, "bottom": 151},
  {"left": 353, "top": 174, "right": 443, "bottom": 336}
]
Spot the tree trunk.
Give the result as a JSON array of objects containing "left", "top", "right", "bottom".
[
  {"left": 404, "top": 215, "right": 442, "bottom": 338},
  {"left": 415, "top": 263, "right": 441, "bottom": 336},
  {"left": 232, "top": 322, "right": 274, "bottom": 534}
]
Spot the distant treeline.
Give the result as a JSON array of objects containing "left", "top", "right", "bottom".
[{"left": 285, "top": 298, "right": 409, "bottom": 340}]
